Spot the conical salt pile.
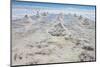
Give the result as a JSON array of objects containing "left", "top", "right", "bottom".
[{"left": 48, "top": 13, "right": 70, "bottom": 36}]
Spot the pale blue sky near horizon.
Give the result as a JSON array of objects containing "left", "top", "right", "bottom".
[
  {"left": 12, "top": 0, "right": 96, "bottom": 11},
  {"left": 12, "top": 0, "right": 96, "bottom": 21}
]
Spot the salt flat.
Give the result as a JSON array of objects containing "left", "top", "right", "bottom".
[{"left": 12, "top": 12, "right": 95, "bottom": 65}]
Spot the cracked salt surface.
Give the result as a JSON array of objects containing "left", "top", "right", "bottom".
[{"left": 12, "top": 12, "right": 96, "bottom": 66}]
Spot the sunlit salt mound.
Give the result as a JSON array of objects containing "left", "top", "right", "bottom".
[
  {"left": 12, "top": 15, "right": 36, "bottom": 33},
  {"left": 81, "top": 18, "right": 95, "bottom": 29},
  {"left": 48, "top": 23, "right": 66, "bottom": 36},
  {"left": 12, "top": 15, "right": 34, "bottom": 27},
  {"left": 22, "top": 15, "right": 33, "bottom": 24},
  {"left": 41, "top": 12, "right": 48, "bottom": 16},
  {"left": 64, "top": 14, "right": 95, "bottom": 30},
  {"left": 48, "top": 13, "right": 71, "bottom": 36}
]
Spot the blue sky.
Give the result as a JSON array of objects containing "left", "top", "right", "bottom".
[
  {"left": 12, "top": 0, "right": 96, "bottom": 11},
  {"left": 12, "top": 0, "right": 96, "bottom": 21}
]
